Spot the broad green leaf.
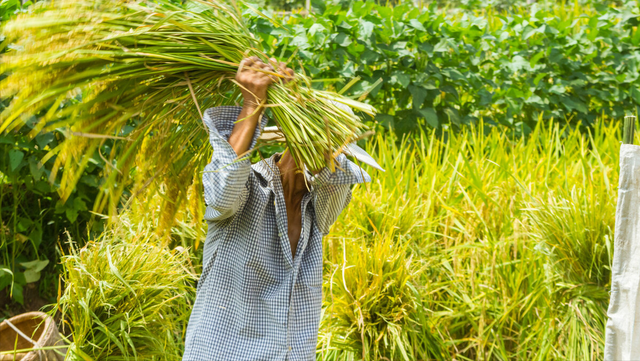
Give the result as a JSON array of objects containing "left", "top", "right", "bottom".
[
  {"left": 433, "top": 39, "right": 450, "bottom": 52},
  {"left": 442, "top": 68, "right": 466, "bottom": 82},
  {"left": 525, "top": 94, "right": 546, "bottom": 106},
  {"left": 507, "top": 55, "right": 530, "bottom": 73},
  {"left": 11, "top": 282, "right": 24, "bottom": 305},
  {"left": 29, "top": 227, "right": 43, "bottom": 248},
  {"left": 291, "top": 33, "right": 310, "bottom": 49},
  {"left": 375, "top": 114, "right": 394, "bottom": 129},
  {"left": 632, "top": 27, "right": 640, "bottom": 46},
  {"left": 377, "top": 6, "right": 392, "bottom": 20},
  {"left": 338, "top": 21, "right": 352, "bottom": 30},
  {"left": 74, "top": 197, "right": 88, "bottom": 212},
  {"left": 361, "top": 49, "right": 380, "bottom": 63},
  {"left": 562, "top": 97, "right": 588, "bottom": 113},
  {"left": 409, "top": 85, "right": 427, "bottom": 109},
  {"left": 0, "top": 268, "right": 12, "bottom": 291},
  {"left": 23, "top": 269, "right": 41, "bottom": 283},
  {"left": 332, "top": 32, "right": 352, "bottom": 47},
  {"left": 478, "top": 89, "right": 493, "bottom": 106},
  {"left": 308, "top": 23, "right": 325, "bottom": 38},
  {"left": 359, "top": 20, "right": 375, "bottom": 38},
  {"left": 35, "top": 132, "right": 55, "bottom": 149},
  {"left": 418, "top": 108, "right": 438, "bottom": 128},
  {"left": 29, "top": 155, "right": 44, "bottom": 179},
  {"left": 409, "top": 19, "right": 426, "bottom": 31},
  {"left": 534, "top": 73, "right": 547, "bottom": 86},
  {"left": 391, "top": 72, "right": 411, "bottom": 88},
  {"left": 444, "top": 108, "right": 460, "bottom": 125},
  {"left": 66, "top": 207, "right": 79, "bottom": 223},
  {"left": 441, "top": 85, "right": 459, "bottom": 101},
  {"left": 630, "top": 87, "right": 640, "bottom": 105},
  {"left": 549, "top": 85, "right": 566, "bottom": 94},
  {"left": 530, "top": 51, "right": 545, "bottom": 69},
  {"left": 9, "top": 149, "right": 24, "bottom": 171},
  {"left": 0, "top": 133, "right": 14, "bottom": 144},
  {"left": 522, "top": 25, "right": 538, "bottom": 40},
  {"left": 20, "top": 259, "right": 49, "bottom": 272}
]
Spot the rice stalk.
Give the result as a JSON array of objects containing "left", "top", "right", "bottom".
[
  {"left": 0, "top": 0, "right": 375, "bottom": 216},
  {"left": 57, "top": 229, "right": 197, "bottom": 360}
]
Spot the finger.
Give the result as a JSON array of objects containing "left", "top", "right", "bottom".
[
  {"left": 237, "top": 59, "right": 248, "bottom": 75},
  {"left": 256, "top": 70, "right": 274, "bottom": 82},
  {"left": 281, "top": 66, "right": 294, "bottom": 83},
  {"left": 277, "top": 62, "right": 287, "bottom": 75}
]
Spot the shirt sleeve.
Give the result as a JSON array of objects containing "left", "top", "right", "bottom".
[
  {"left": 310, "top": 153, "right": 371, "bottom": 235},
  {"left": 202, "top": 106, "right": 267, "bottom": 221}
]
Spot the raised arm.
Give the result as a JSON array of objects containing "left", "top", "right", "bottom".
[
  {"left": 228, "top": 56, "right": 275, "bottom": 156},
  {"left": 203, "top": 57, "right": 291, "bottom": 221}
]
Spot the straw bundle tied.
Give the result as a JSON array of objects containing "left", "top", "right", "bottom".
[{"left": 0, "top": 0, "right": 376, "bottom": 213}]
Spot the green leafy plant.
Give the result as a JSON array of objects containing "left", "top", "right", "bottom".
[
  {"left": 251, "top": 1, "right": 640, "bottom": 134},
  {"left": 0, "top": 0, "right": 106, "bottom": 308}
]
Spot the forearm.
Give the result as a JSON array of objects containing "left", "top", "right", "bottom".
[{"left": 227, "top": 102, "right": 263, "bottom": 157}]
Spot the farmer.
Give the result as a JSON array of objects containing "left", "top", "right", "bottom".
[{"left": 182, "top": 56, "right": 371, "bottom": 360}]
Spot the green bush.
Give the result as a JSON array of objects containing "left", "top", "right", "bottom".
[
  {"left": 0, "top": 0, "right": 105, "bottom": 309},
  {"left": 250, "top": 1, "right": 640, "bottom": 133},
  {"left": 0, "top": 124, "right": 105, "bottom": 306}
]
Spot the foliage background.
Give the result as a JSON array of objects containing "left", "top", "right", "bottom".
[
  {"left": 251, "top": 0, "right": 640, "bottom": 133},
  {"left": 0, "top": 0, "right": 107, "bottom": 312}
]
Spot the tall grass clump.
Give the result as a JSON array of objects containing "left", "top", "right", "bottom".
[
  {"left": 0, "top": 0, "right": 374, "bottom": 216},
  {"left": 316, "top": 118, "right": 623, "bottom": 360},
  {"left": 58, "top": 229, "right": 196, "bottom": 360},
  {"left": 319, "top": 235, "right": 420, "bottom": 361}
]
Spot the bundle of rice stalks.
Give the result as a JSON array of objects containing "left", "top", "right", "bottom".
[
  {"left": 0, "top": 0, "right": 375, "bottom": 214},
  {"left": 58, "top": 231, "right": 196, "bottom": 360},
  {"left": 319, "top": 234, "right": 420, "bottom": 361}
]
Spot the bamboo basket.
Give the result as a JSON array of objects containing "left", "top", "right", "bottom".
[{"left": 0, "top": 312, "right": 66, "bottom": 361}]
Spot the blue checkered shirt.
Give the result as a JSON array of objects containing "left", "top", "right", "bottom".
[{"left": 183, "top": 106, "right": 371, "bottom": 361}]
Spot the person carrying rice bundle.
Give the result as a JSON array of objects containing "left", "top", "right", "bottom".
[
  {"left": 0, "top": 0, "right": 381, "bottom": 358},
  {"left": 182, "top": 57, "right": 372, "bottom": 360}
]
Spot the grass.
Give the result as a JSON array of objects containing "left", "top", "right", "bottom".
[
  {"left": 318, "top": 117, "right": 619, "bottom": 360},
  {"left": 57, "top": 225, "right": 196, "bottom": 361},
  {"left": 53, "top": 116, "right": 624, "bottom": 360}
]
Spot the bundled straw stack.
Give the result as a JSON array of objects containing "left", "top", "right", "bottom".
[
  {"left": 58, "top": 232, "right": 196, "bottom": 360},
  {"left": 0, "top": 0, "right": 375, "bottom": 213}
]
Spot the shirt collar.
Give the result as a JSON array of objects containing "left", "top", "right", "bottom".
[{"left": 252, "top": 154, "right": 279, "bottom": 184}]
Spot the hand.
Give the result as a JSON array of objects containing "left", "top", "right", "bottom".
[
  {"left": 235, "top": 56, "right": 294, "bottom": 108},
  {"left": 276, "top": 61, "right": 295, "bottom": 84}
]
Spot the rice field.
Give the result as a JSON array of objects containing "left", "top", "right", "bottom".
[{"left": 114, "top": 116, "right": 622, "bottom": 360}]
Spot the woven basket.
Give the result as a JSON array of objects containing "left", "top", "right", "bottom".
[{"left": 0, "top": 311, "right": 66, "bottom": 361}]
